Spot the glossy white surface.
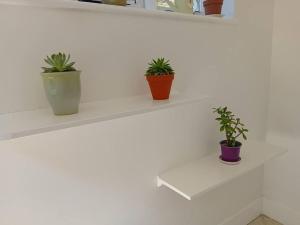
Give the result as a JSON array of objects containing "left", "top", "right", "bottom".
[
  {"left": 0, "top": 94, "right": 208, "bottom": 140},
  {"left": 158, "top": 141, "right": 287, "bottom": 200}
]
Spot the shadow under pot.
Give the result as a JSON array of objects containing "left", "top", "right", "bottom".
[
  {"left": 220, "top": 140, "right": 242, "bottom": 162},
  {"left": 41, "top": 71, "right": 81, "bottom": 115},
  {"left": 203, "top": 0, "right": 224, "bottom": 15}
]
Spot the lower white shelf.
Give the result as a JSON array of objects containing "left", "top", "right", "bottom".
[{"left": 157, "top": 140, "right": 287, "bottom": 200}]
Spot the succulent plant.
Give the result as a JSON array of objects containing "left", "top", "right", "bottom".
[
  {"left": 213, "top": 106, "right": 249, "bottom": 147},
  {"left": 145, "top": 58, "right": 174, "bottom": 76},
  {"left": 42, "top": 52, "right": 77, "bottom": 73}
]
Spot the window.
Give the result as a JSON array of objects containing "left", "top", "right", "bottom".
[
  {"left": 142, "top": 0, "right": 234, "bottom": 17},
  {"left": 78, "top": 0, "right": 234, "bottom": 17}
]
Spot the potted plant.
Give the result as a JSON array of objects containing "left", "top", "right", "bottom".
[
  {"left": 41, "top": 53, "right": 81, "bottom": 115},
  {"left": 158, "top": 0, "right": 193, "bottom": 14},
  {"left": 213, "top": 106, "right": 249, "bottom": 163},
  {"left": 145, "top": 58, "right": 175, "bottom": 100},
  {"left": 203, "top": 0, "right": 223, "bottom": 15},
  {"left": 102, "top": 0, "right": 127, "bottom": 6}
]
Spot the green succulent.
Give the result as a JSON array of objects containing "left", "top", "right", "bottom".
[
  {"left": 213, "top": 106, "right": 249, "bottom": 147},
  {"left": 145, "top": 58, "right": 174, "bottom": 76},
  {"left": 42, "top": 52, "right": 77, "bottom": 73}
]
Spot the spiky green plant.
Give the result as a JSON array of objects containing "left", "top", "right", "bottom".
[
  {"left": 42, "top": 52, "right": 77, "bottom": 73},
  {"left": 145, "top": 58, "right": 174, "bottom": 76},
  {"left": 213, "top": 106, "right": 249, "bottom": 147}
]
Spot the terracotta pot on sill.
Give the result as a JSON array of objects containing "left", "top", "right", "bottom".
[
  {"left": 146, "top": 74, "right": 174, "bottom": 100},
  {"left": 203, "top": 0, "right": 224, "bottom": 15}
]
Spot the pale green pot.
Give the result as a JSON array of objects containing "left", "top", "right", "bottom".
[{"left": 41, "top": 71, "right": 81, "bottom": 115}]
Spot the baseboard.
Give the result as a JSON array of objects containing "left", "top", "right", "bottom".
[
  {"left": 263, "top": 197, "right": 300, "bottom": 225},
  {"left": 218, "top": 198, "right": 262, "bottom": 225}
]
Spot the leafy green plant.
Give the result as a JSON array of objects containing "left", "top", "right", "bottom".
[
  {"left": 145, "top": 58, "right": 174, "bottom": 76},
  {"left": 213, "top": 106, "right": 249, "bottom": 147},
  {"left": 42, "top": 52, "right": 77, "bottom": 73}
]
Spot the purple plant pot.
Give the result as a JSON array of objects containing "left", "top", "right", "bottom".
[{"left": 220, "top": 140, "right": 242, "bottom": 162}]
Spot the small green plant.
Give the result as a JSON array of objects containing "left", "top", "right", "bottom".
[
  {"left": 213, "top": 106, "right": 249, "bottom": 147},
  {"left": 42, "top": 52, "right": 76, "bottom": 73},
  {"left": 145, "top": 58, "right": 174, "bottom": 76}
]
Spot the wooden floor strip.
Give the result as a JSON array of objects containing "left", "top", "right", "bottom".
[{"left": 248, "top": 215, "right": 282, "bottom": 225}]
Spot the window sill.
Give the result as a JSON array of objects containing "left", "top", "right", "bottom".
[{"left": 0, "top": 0, "right": 238, "bottom": 25}]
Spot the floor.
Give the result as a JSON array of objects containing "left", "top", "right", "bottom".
[{"left": 248, "top": 215, "right": 283, "bottom": 225}]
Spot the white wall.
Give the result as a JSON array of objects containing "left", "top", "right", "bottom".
[
  {"left": 264, "top": 0, "right": 300, "bottom": 224},
  {"left": 264, "top": 133, "right": 300, "bottom": 225},
  {"left": 268, "top": 0, "right": 300, "bottom": 136},
  {"left": 0, "top": 0, "right": 275, "bottom": 224},
  {"left": 0, "top": 102, "right": 264, "bottom": 225}
]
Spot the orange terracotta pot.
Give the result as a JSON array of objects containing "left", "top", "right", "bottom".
[
  {"left": 146, "top": 74, "right": 174, "bottom": 100},
  {"left": 203, "top": 0, "right": 224, "bottom": 15}
]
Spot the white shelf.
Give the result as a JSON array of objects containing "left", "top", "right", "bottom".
[
  {"left": 0, "top": 94, "right": 209, "bottom": 140},
  {"left": 157, "top": 141, "right": 287, "bottom": 200}
]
